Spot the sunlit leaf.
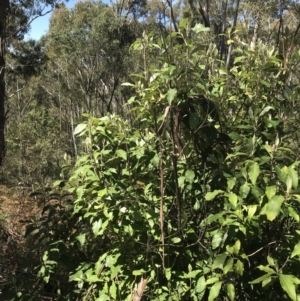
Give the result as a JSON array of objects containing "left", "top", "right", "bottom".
[
  {"left": 227, "top": 178, "right": 236, "bottom": 190},
  {"left": 279, "top": 274, "right": 297, "bottom": 301},
  {"left": 288, "top": 167, "right": 298, "bottom": 188},
  {"left": 247, "top": 205, "right": 257, "bottom": 219},
  {"left": 227, "top": 283, "right": 235, "bottom": 301},
  {"left": 192, "top": 23, "right": 210, "bottom": 33},
  {"left": 165, "top": 268, "right": 171, "bottom": 280},
  {"left": 226, "top": 240, "right": 240, "bottom": 255},
  {"left": 288, "top": 207, "right": 300, "bottom": 222},
  {"left": 227, "top": 192, "right": 238, "bottom": 208},
  {"left": 185, "top": 169, "right": 195, "bottom": 184},
  {"left": 249, "top": 273, "right": 272, "bottom": 285},
  {"left": 259, "top": 106, "right": 274, "bottom": 117},
  {"left": 291, "top": 242, "right": 300, "bottom": 258},
  {"left": 234, "top": 260, "right": 244, "bottom": 275},
  {"left": 275, "top": 166, "right": 288, "bottom": 183},
  {"left": 257, "top": 265, "right": 276, "bottom": 274},
  {"left": 116, "top": 149, "right": 127, "bottom": 160},
  {"left": 195, "top": 276, "right": 206, "bottom": 293},
  {"left": 76, "top": 233, "right": 86, "bottom": 246},
  {"left": 265, "top": 186, "right": 276, "bottom": 201},
  {"left": 179, "top": 18, "right": 189, "bottom": 28},
  {"left": 206, "top": 277, "right": 220, "bottom": 285},
  {"left": 208, "top": 281, "right": 222, "bottom": 301},
  {"left": 265, "top": 195, "right": 284, "bottom": 221},
  {"left": 74, "top": 123, "right": 87, "bottom": 136},
  {"left": 205, "top": 190, "right": 224, "bottom": 201},
  {"left": 212, "top": 232, "right": 223, "bottom": 249},
  {"left": 185, "top": 269, "right": 201, "bottom": 278},
  {"left": 224, "top": 258, "right": 234, "bottom": 275},
  {"left": 239, "top": 183, "right": 250, "bottom": 199},
  {"left": 212, "top": 253, "right": 227, "bottom": 270},
  {"left": 248, "top": 162, "right": 259, "bottom": 185},
  {"left": 167, "top": 88, "right": 177, "bottom": 105}
]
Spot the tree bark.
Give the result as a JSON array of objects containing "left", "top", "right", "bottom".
[
  {"left": 250, "top": 14, "right": 260, "bottom": 50},
  {"left": 226, "top": 0, "right": 240, "bottom": 69},
  {"left": 133, "top": 277, "right": 148, "bottom": 301},
  {"left": 0, "top": 0, "right": 9, "bottom": 166}
]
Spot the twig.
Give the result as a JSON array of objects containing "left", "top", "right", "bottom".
[{"left": 246, "top": 241, "right": 277, "bottom": 257}]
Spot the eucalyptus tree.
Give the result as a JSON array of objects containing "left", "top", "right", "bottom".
[
  {"left": 41, "top": 1, "right": 137, "bottom": 155},
  {"left": 0, "top": 0, "right": 63, "bottom": 166}
]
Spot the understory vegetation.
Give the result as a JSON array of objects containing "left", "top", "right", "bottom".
[{"left": 1, "top": 0, "right": 300, "bottom": 300}]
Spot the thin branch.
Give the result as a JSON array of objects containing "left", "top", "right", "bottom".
[{"left": 246, "top": 241, "right": 277, "bottom": 257}]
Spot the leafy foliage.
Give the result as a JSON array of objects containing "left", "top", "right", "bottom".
[
  {"left": 19, "top": 21, "right": 300, "bottom": 301},
  {"left": 2, "top": 1, "right": 300, "bottom": 300}
]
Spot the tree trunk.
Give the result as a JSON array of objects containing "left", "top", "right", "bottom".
[
  {"left": 0, "top": 0, "right": 8, "bottom": 166},
  {"left": 250, "top": 14, "right": 260, "bottom": 50},
  {"left": 226, "top": 0, "right": 240, "bottom": 69}
]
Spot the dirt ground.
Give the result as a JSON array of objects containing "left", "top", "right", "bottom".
[{"left": 0, "top": 185, "right": 41, "bottom": 235}]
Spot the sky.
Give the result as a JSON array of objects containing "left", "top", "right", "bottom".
[{"left": 25, "top": 0, "right": 80, "bottom": 40}]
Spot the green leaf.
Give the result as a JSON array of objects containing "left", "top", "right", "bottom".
[
  {"left": 248, "top": 162, "right": 260, "bottom": 185},
  {"left": 226, "top": 240, "right": 241, "bottom": 255},
  {"left": 212, "top": 253, "right": 227, "bottom": 270},
  {"left": 110, "top": 282, "right": 117, "bottom": 299},
  {"left": 227, "top": 283, "right": 235, "bottom": 301},
  {"left": 206, "top": 277, "right": 220, "bottom": 285},
  {"left": 165, "top": 268, "right": 171, "bottom": 280},
  {"left": 208, "top": 281, "right": 222, "bottom": 301},
  {"left": 132, "top": 269, "right": 146, "bottom": 276},
  {"left": 167, "top": 88, "right": 177, "bottom": 105},
  {"left": 74, "top": 123, "right": 87, "bottom": 136},
  {"left": 171, "top": 237, "right": 181, "bottom": 244},
  {"left": 234, "top": 260, "right": 244, "bottom": 275},
  {"left": 185, "top": 169, "right": 195, "bottom": 184},
  {"left": 192, "top": 23, "right": 210, "bottom": 33},
  {"left": 286, "top": 176, "right": 293, "bottom": 194},
  {"left": 279, "top": 274, "right": 297, "bottom": 301},
  {"left": 249, "top": 273, "right": 272, "bottom": 284},
  {"left": 185, "top": 269, "right": 201, "bottom": 278},
  {"left": 257, "top": 265, "right": 276, "bottom": 274},
  {"left": 205, "top": 190, "right": 224, "bottom": 201},
  {"left": 179, "top": 18, "right": 189, "bottom": 28},
  {"left": 267, "top": 256, "right": 275, "bottom": 266},
  {"left": 247, "top": 205, "right": 258, "bottom": 219},
  {"left": 265, "top": 186, "right": 276, "bottom": 201},
  {"left": 288, "top": 206, "right": 299, "bottom": 222},
  {"left": 116, "top": 149, "right": 127, "bottom": 160},
  {"left": 121, "top": 82, "right": 134, "bottom": 87},
  {"left": 227, "top": 178, "right": 236, "bottom": 190},
  {"left": 212, "top": 232, "right": 223, "bottom": 249},
  {"left": 275, "top": 166, "right": 288, "bottom": 183},
  {"left": 92, "top": 220, "right": 102, "bottom": 236},
  {"left": 195, "top": 276, "right": 206, "bottom": 293},
  {"left": 239, "top": 183, "right": 250, "bottom": 199},
  {"left": 288, "top": 167, "right": 298, "bottom": 189},
  {"left": 265, "top": 195, "right": 284, "bottom": 221},
  {"left": 247, "top": 135, "right": 256, "bottom": 155},
  {"left": 291, "top": 242, "right": 300, "bottom": 258},
  {"left": 259, "top": 106, "right": 273, "bottom": 117},
  {"left": 223, "top": 258, "right": 234, "bottom": 275},
  {"left": 76, "top": 233, "right": 86, "bottom": 246},
  {"left": 227, "top": 192, "right": 238, "bottom": 208}
]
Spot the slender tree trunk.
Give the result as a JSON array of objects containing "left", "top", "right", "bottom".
[
  {"left": 220, "top": 0, "right": 228, "bottom": 60},
  {"left": 226, "top": 0, "right": 240, "bottom": 69},
  {"left": 0, "top": 0, "right": 9, "bottom": 166},
  {"left": 198, "top": 0, "right": 210, "bottom": 28},
  {"left": 250, "top": 14, "right": 260, "bottom": 50}
]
